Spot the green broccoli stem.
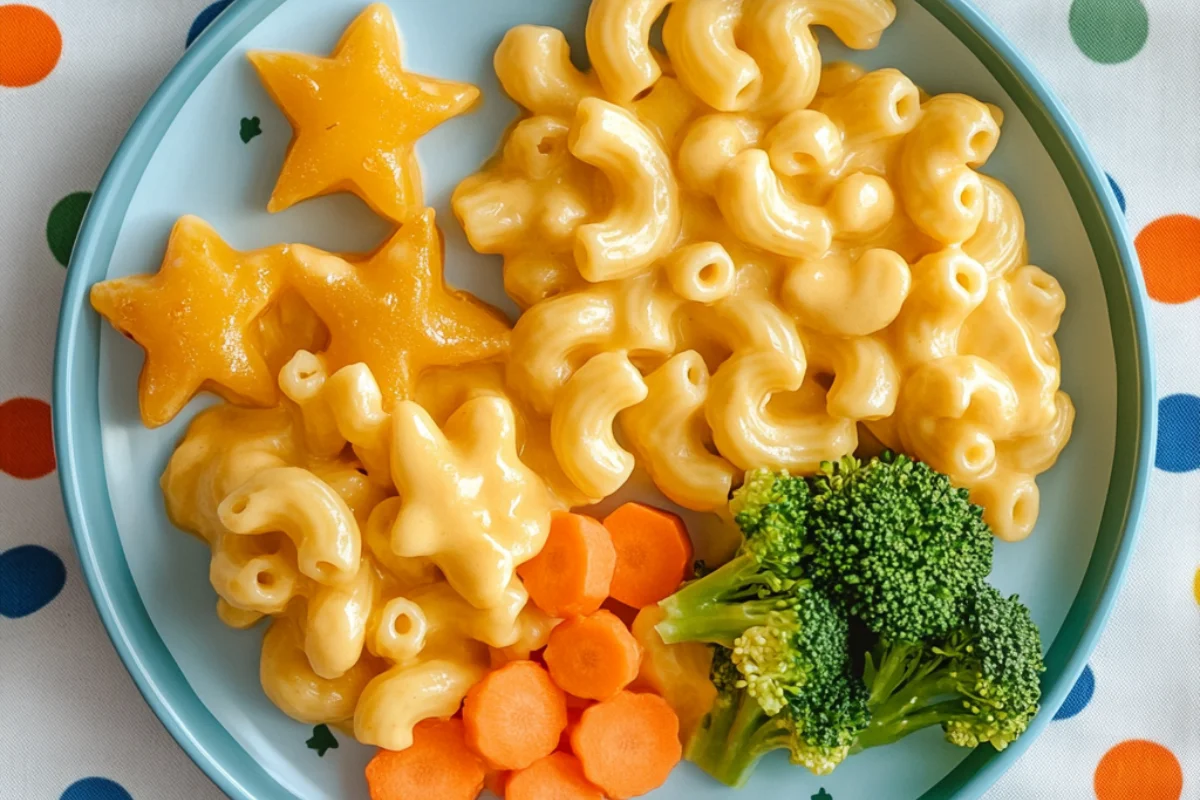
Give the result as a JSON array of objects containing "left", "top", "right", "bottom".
[
  {"left": 657, "top": 554, "right": 796, "bottom": 646},
  {"left": 686, "top": 689, "right": 791, "bottom": 788},
  {"left": 853, "top": 674, "right": 962, "bottom": 751}
]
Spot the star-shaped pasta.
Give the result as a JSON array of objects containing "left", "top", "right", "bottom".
[
  {"left": 90, "top": 215, "right": 285, "bottom": 427},
  {"left": 248, "top": 3, "right": 480, "bottom": 222},
  {"left": 387, "top": 396, "right": 555, "bottom": 610},
  {"left": 288, "top": 209, "right": 511, "bottom": 407}
]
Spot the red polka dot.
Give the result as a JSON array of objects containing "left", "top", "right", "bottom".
[
  {"left": 1095, "top": 740, "right": 1183, "bottom": 800},
  {"left": 0, "top": 5, "right": 62, "bottom": 88},
  {"left": 0, "top": 398, "right": 55, "bottom": 479},
  {"left": 1136, "top": 214, "right": 1200, "bottom": 304}
]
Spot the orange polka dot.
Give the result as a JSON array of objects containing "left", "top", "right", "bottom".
[
  {"left": 1193, "top": 567, "right": 1200, "bottom": 605},
  {"left": 0, "top": 397, "right": 55, "bottom": 479},
  {"left": 1136, "top": 214, "right": 1200, "bottom": 304},
  {"left": 0, "top": 5, "right": 61, "bottom": 88},
  {"left": 1095, "top": 739, "right": 1183, "bottom": 800}
]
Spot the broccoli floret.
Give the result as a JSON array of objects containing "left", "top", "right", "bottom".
[
  {"left": 806, "top": 453, "right": 994, "bottom": 642},
  {"left": 686, "top": 648, "right": 865, "bottom": 787},
  {"left": 656, "top": 470, "right": 811, "bottom": 647},
  {"left": 853, "top": 584, "right": 1044, "bottom": 752}
]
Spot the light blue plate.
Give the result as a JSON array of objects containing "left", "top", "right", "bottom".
[{"left": 53, "top": 1, "right": 1154, "bottom": 798}]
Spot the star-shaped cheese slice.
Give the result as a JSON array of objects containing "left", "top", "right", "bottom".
[
  {"left": 90, "top": 216, "right": 285, "bottom": 428},
  {"left": 287, "top": 208, "right": 511, "bottom": 407},
  {"left": 387, "top": 396, "right": 555, "bottom": 609},
  {"left": 247, "top": 3, "right": 480, "bottom": 222}
]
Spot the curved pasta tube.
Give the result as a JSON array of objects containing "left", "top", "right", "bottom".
[
  {"left": 503, "top": 251, "right": 585, "bottom": 310},
  {"left": 321, "top": 362, "right": 392, "bottom": 483},
  {"left": 371, "top": 596, "right": 429, "bottom": 664},
  {"left": 260, "top": 615, "right": 381, "bottom": 724},
  {"left": 585, "top": 0, "right": 673, "bottom": 103},
  {"left": 1007, "top": 263, "right": 1067, "bottom": 339},
  {"left": 494, "top": 25, "right": 598, "bottom": 116},
  {"left": 803, "top": 331, "right": 900, "bottom": 420},
  {"left": 889, "top": 247, "right": 989, "bottom": 367},
  {"left": 764, "top": 109, "right": 843, "bottom": 177},
  {"left": 304, "top": 559, "right": 375, "bottom": 680},
  {"left": 783, "top": 248, "right": 911, "bottom": 336},
  {"left": 209, "top": 531, "right": 303, "bottom": 616},
  {"left": 364, "top": 497, "right": 441, "bottom": 591},
  {"left": 706, "top": 297, "right": 856, "bottom": 471},
  {"left": 353, "top": 646, "right": 489, "bottom": 750},
  {"left": 279, "top": 350, "right": 344, "bottom": 457},
  {"left": 999, "top": 391, "right": 1075, "bottom": 475},
  {"left": 161, "top": 404, "right": 298, "bottom": 544},
  {"left": 970, "top": 470, "right": 1040, "bottom": 543},
  {"left": 508, "top": 289, "right": 617, "bottom": 415},
  {"left": 552, "top": 351, "right": 649, "bottom": 500},
  {"left": 664, "top": 242, "right": 736, "bottom": 303},
  {"left": 622, "top": 351, "right": 737, "bottom": 510},
  {"left": 568, "top": 98, "right": 682, "bottom": 281},
  {"left": 677, "top": 113, "right": 763, "bottom": 195},
  {"left": 898, "top": 93, "right": 1001, "bottom": 244},
  {"left": 718, "top": 150, "right": 892, "bottom": 258},
  {"left": 662, "top": 0, "right": 759, "bottom": 111},
  {"left": 960, "top": 271, "right": 1063, "bottom": 434},
  {"left": 410, "top": 579, "right": 529, "bottom": 649},
  {"left": 665, "top": 0, "right": 894, "bottom": 114},
  {"left": 813, "top": 67, "right": 921, "bottom": 142},
  {"left": 218, "top": 466, "right": 362, "bottom": 586},
  {"left": 963, "top": 176, "right": 1026, "bottom": 278},
  {"left": 894, "top": 355, "right": 1020, "bottom": 485}
]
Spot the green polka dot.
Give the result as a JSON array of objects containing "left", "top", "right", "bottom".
[
  {"left": 1069, "top": 0, "right": 1149, "bottom": 64},
  {"left": 46, "top": 191, "right": 92, "bottom": 267}
]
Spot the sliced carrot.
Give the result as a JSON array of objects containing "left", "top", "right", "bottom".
[
  {"left": 518, "top": 512, "right": 616, "bottom": 618},
  {"left": 570, "top": 691, "right": 682, "bottom": 799},
  {"left": 543, "top": 610, "right": 641, "bottom": 701},
  {"left": 506, "top": 752, "right": 605, "bottom": 800},
  {"left": 463, "top": 660, "right": 568, "bottom": 771},
  {"left": 602, "top": 502, "right": 693, "bottom": 608},
  {"left": 484, "top": 770, "right": 509, "bottom": 798},
  {"left": 365, "top": 718, "right": 485, "bottom": 800}
]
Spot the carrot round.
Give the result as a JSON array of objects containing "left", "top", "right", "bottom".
[
  {"left": 543, "top": 610, "right": 641, "bottom": 701},
  {"left": 602, "top": 502, "right": 693, "bottom": 607},
  {"left": 365, "top": 718, "right": 485, "bottom": 800},
  {"left": 518, "top": 512, "right": 616, "bottom": 618},
  {"left": 506, "top": 752, "right": 605, "bottom": 800},
  {"left": 463, "top": 659, "right": 567, "bottom": 771},
  {"left": 570, "top": 691, "right": 682, "bottom": 799}
]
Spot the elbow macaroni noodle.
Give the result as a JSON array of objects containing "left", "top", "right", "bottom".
[{"left": 142, "top": 0, "right": 1075, "bottom": 753}]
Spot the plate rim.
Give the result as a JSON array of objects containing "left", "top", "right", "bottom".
[{"left": 51, "top": 1, "right": 1156, "bottom": 799}]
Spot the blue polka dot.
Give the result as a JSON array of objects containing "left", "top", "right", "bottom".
[
  {"left": 186, "top": 0, "right": 234, "bottom": 47},
  {"left": 1156, "top": 394, "right": 1200, "bottom": 473},
  {"left": 1106, "top": 173, "right": 1126, "bottom": 214},
  {"left": 61, "top": 777, "right": 133, "bottom": 800},
  {"left": 1053, "top": 664, "right": 1095, "bottom": 720},
  {"left": 0, "top": 545, "right": 66, "bottom": 618}
]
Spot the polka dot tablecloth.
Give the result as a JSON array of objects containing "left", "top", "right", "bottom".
[{"left": 0, "top": 1, "right": 1196, "bottom": 799}]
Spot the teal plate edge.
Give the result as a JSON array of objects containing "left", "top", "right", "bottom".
[{"left": 52, "top": 1, "right": 1156, "bottom": 799}]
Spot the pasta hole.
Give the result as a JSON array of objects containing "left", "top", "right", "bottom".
[
  {"left": 698, "top": 263, "right": 720, "bottom": 286},
  {"left": 969, "top": 129, "right": 992, "bottom": 156},
  {"left": 964, "top": 443, "right": 991, "bottom": 470},
  {"left": 957, "top": 183, "right": 979, "bottom": 211},
  {"left": 685, "top": 363, "right": 703, "bottom": 386},
  {"left": 632, "top": 87, "right": 654, "bottom": 102},
  {"left": 954, "top": 267, "right": 981, "bottom": 295},
  {"left": 894, "top": 91, "right": 918, "bottom": 121},
  {"left": 229, "top": 498, "right": 249, "bottom": 515},
  {"left": 256, "top": 571, "right": 276, "bottom": 588},
  {"left": 391, "top": 614, "right": 413, "bottom": 637},
  {"left": 791, "top": 152, "right": 819, "bottom": 174},
  {"left": 1012, "top": 492, "right": 1036, "bottom": 529},
  {"left": 313, "top": 561, "right": 337, "bottom": 580},
  {"left": 537, "top": 137, "right": 556, "bottom": 156},
  {"left": 813, "top": 372, "right": 835, "bottom": 391},
  {"left": 297, "top": 368, "right": 317, "bottom": 380}
]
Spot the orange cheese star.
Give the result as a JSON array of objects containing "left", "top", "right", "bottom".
[
  {"left": 288, "top": 209, "right": 511, "bottom": 407},
  {"left": 90, "top": 216, "right": 286, "bottom": 428},
  {"left": 247, "top": 3, "right": 480, "bottom": 222}
]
